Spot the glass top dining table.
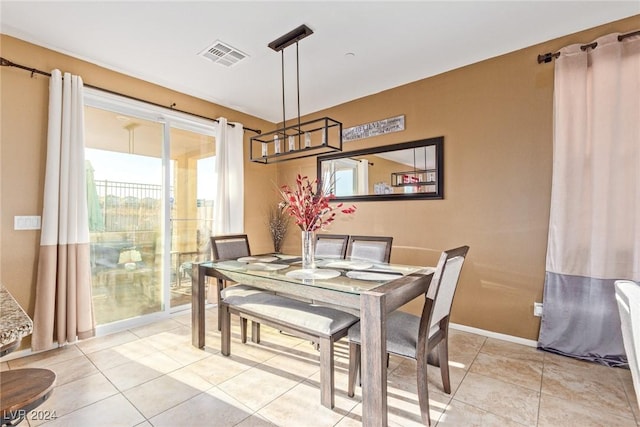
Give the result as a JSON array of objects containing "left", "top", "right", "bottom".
[{"left": 191, "top": 254, "right": 435, "bottom": 427}]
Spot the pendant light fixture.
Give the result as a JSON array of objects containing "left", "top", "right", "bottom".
[{"left": 250, "top": 24, "right": 343, "bottom": 164}]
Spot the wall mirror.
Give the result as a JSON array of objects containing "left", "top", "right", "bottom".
[{"left": 317, "top": 136, "right": 444, "bottom": 201}]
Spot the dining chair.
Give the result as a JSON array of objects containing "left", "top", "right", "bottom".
[
  {"left": 210, "top": 234, "right": 262, "bottom": 337},
  {"left": 315, "top": 234, "right": 349, "bottom": 259},
  {"left": 347, "top": 245, "right": 470, "bottom": 426},
  {"left": 615, "top": 280, "right": 640, "bottom": 411},
  {"left": 345, "top": 235, "right": 393, "bottom": 263}
]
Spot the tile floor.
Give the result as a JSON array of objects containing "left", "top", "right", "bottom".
[{"left": 2, "top": 308, "right": 638, "bottom": 427}]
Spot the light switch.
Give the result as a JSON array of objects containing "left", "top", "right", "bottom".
[{"left": 14, "top": 216, "right": 41, "bottom": 230}]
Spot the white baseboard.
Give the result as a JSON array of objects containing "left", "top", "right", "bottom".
[{"left": 450, "top": 322, "right": 538, "bottom": 348}]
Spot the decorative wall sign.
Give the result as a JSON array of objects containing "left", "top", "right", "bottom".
[{"left": 342, "top": 115, "right": 405, "bottom": 142}]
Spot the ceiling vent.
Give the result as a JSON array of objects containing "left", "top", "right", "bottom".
[{"left": 199, "top": 40, "right": 248, "bottom": 67}]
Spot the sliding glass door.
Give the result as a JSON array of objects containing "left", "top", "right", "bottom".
[{"left": 84, "top": 89, "right": 217, "bottom": 329}]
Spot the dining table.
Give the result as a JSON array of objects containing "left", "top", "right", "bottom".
[{"left": 191, "top": 254, "right": 434, "bottom": 427}]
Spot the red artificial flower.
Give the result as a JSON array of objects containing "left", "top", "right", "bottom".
[{"left": 278, "top": 174, "right": 356, "bottom": 232}]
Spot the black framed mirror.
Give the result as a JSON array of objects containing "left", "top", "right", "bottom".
[{"left": 317, "top": 136, "right": 444, "bottom": 201}]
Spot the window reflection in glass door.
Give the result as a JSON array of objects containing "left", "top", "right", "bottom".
[{"left": 85, "top": 107, "right": 164, "bottom": 325}]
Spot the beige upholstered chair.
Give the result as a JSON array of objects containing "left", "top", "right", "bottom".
[
  {"left": 347, "top": 245, "right": 470, "bottom": 426},
  {"left": 346, "top": 235, "right": 393, "bottom": 263},
  {"left": 315, "top": 234, "right": 349, "bottom": 259},
  {"left": 615, "top": 280, "right": 640, "bottom": 411}
]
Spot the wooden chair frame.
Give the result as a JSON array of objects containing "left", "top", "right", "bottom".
[{"left": 346, "top": 235, "right": 393, "bottom": 263}]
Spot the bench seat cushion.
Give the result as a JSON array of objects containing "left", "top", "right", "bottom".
[{"left": 222, "top": 288, "right": 358, "bottom": 337}]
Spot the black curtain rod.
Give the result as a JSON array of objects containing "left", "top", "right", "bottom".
[
  {"left": 537, "top": 29, "right": 640, "bottom": 64},
  {"left": 0, "top": 56, "right": 262, "bottom": 135}
]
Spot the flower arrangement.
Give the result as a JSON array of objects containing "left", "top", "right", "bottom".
[
  {"left": 267, "top": 204, "right": 290, "bottom": 253},
  {"left": 278, "top": 174, "right": 356, "bottom": 232}
]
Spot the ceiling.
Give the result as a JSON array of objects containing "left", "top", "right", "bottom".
[{"left": 1, "top": 2, "right": 638, "bottom": 123}]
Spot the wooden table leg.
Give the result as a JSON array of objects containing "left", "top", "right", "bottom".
[
  {"left": 361, "top": 291, "right": 387, "bottom": 427},
  {"left": 191, "top": 263, "right": 205, "bottom": 348}
]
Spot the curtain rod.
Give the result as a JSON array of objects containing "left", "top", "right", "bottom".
[
  {"left": 0, "top": 56, "right": 262, "bottom": 135},
  {"left": 537, "top": 29, "right": 640, "bottom": 64}
]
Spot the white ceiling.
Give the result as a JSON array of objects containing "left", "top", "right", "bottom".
[{"left": 1, "top": 1, "right": 638, "bottom": 123}]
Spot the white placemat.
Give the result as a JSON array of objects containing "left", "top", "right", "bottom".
[
  {"left": 285, "top": 269, "right": 341, "bottom": 280},
  {"left": 237, "top": 256, "right": 279, "bottom": 263},
  {"left": 324, "top": 260, "right": 373, "bottom": 270},
  {"left": 346, "top": 271, "right": 404, "bottom": 281},
  {"left": 244, "top": 262, "right": 289, "bottom": 271}
]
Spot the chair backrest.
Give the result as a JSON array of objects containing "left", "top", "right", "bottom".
[
  {"left": 346, "top": 235, "right": 393, "bottom": 263},
  {"left": 615, "top": 280, "right": 640, "bottom": 411},
  {"left": 210, "top": 234, "right": 251, "bottom": 261},
  {"left": 315, "top": 234, "right": 349, "bottom": 259},
  {"left": 418, "top": 246, "right": 469, "bottom": 340}
]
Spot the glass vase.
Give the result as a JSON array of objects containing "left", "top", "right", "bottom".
[{"left": 301, "top": 230, "right": 316, "bottom": 269}]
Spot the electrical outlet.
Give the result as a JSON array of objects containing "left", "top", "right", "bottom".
[
  {"left": 533, "top": 302, "right": 543, "bottom": 317},
  {"left": 14, "top": 216, "right": 41, "bottom": 230}
]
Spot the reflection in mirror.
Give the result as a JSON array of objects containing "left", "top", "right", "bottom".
[{"left": 318, "top": 136, "right": 443, "bottom": 201}]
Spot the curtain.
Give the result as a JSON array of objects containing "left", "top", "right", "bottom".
[
  {"left": 357, "top": 159, "right": 369, "bottom": 195},
  {"left": 213, "top": 117, "right": 245, "bottom": 235},
  {"left": 538, "top": 33, "right": 640, "bottom": 366},
  {"left": 32, "top": 70, "right": 95, "bottom": 351}
]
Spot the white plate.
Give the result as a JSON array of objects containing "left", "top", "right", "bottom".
[
  {"left": 237, "top": 256, "right": 279, "bottom": 263},
  {"left": 244, "top": 262, "right": 289, "bottom": 271},
  {"left": 285, "top": 269, "right": 341, "bottom": 280},
  {"left": 216, "top": 260, "right": 248, "bottom": 270},
  {"left": 346, "top": 271, "right": 403, "bottom": 281},
  {"left": 324, "top": 260, "right": 373, "bottom": 270}
]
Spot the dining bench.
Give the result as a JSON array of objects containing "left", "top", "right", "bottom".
[{"left": 219, "top": 285, "right": 359, "bottom": 409}]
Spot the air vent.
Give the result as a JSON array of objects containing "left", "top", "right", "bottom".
[{"left": 199, "top": 40, "right": 248, "bottom": 67}]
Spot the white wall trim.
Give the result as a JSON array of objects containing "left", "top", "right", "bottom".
[{"left": 450, "top": 322, "right": 539, "bottom": 348}]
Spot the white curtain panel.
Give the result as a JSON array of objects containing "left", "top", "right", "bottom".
[
  {"left": 538, "top": 33, "right": 640, "bottom": 365},
  {"left": 213, "top": 117, "right": 245, "bottom": 235},
  {"left": 32, "top": 70, "right": 95, "bottom": 351}
]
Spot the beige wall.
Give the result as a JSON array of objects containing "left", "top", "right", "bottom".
[
  {"left": 276, "top": 15, "right": 640, "bottom": 341},
  {"left": 0, "top": 35, "right": 278, "bottom": 348},
  {"left": 1, "top": 15, "right": 639, "bottom": 347}
]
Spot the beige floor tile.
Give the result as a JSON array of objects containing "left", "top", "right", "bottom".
[
  {"left": 161, "top": 342, "right": 215, "bottom": 366},
  {"left": 218, "top": 363, "right": 302, "bottom": 411},
  {"left": 257, "top": 379, "right": 357, "bottom": 427},
  {"left": 480, "top": 338, "right": 543, "bottom": 360},
  {"left": 448, "top": 329, "right": 487, "bottom": 356},
  {"left": 470, "top": 351, "right": 542, "bottom": 391},
  {"left": 436, "top": 399, "right": 528, "bottom": 426},
  {"left": 0, "top": 361, "right": 8, "bottom": 371},
  {"left": 148, "top": 387, "right": 254, "bottom": 427},
  {"left": 86, "top": 339, "right": 157, "bottom": 371},
  {"left": 75, "top": 330, "right": 140, "bottom": 354},
  {"left": 453, "top": 371, "right": 540, "bottom": 426},
  {"left": 30, "top": 372, "right": 119, "bottom": 426},
  {"left": 542, "top": 355, "right": 634, "bottom": 419},
  {"left": 129, "top": 318, "right": 183, "bottom": 338},
  {"left": 8, "top": 345, "right": 84, "bottom": 369},
  {"left": 165, "top": 361, "right": 218, "bottom": 392},
  {"left": 38, "top": 393, "right": 144, "bottom": 427},
  {"left": 180, "top": 351, "right": 256, "bottom": 385},
  {"left": 46, "top": 355, "right": 99, "bottom": 387},
  {"left": 101, "top": 352, "right": 181, "bottom": 391},
  {"left": 391, "top": 357, "right": 467, "bottom": 396},
  {"left": 123, "top": 373, "right": 204, "bottom": 418},
  {"left": 234, "top": 413, "right": 279, "bottom": 427},
  {"left": 538, "top": 392, "right": 637, "bottom": 427},
  {"left": 261, "top": 348, "right": 321, "bottom": 379},
  {"left": 138, "top": 325, "right": 191, "bottom": 351}
]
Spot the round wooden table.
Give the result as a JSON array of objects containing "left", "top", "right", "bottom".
[{"left": 1, "top": 368, "right": 56, "bottom": 426}]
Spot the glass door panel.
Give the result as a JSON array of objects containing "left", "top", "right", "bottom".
[
  {"left": 169, "top": 127, "right": 215, "bottom": 309},
  {"left": 85, "top": 106, "right": 164, "bottom": 325}
]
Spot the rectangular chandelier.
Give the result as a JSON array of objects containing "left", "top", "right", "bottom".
[{"left": 250, "top": 24, "right": 343, "bottom": 164}]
